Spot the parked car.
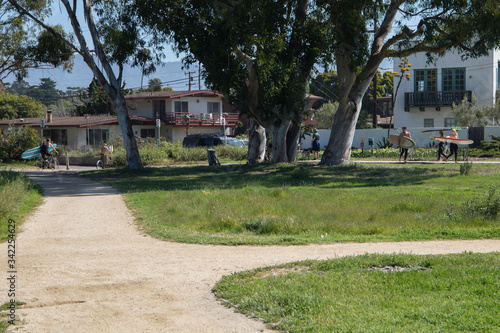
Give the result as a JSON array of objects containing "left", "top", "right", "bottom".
[
  {"left": 220, "top": 137, "right": 245, "bottom": 147},
  {"left": 182, "top": 134, "right": 244, "bottom": 148}
]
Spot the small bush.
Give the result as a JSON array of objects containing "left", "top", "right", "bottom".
[
  {"left": 243, "top": 216, "right": 298, "bottom": 235},
  {"left": 0, "top": 126, "right": 39, "bottom": 162},
  {"left": 448, "top": 186, "right": 500, "bottom": 221},
  {"left": 290, "top": 165, "right": 312, "bottom": 181},
  {"left": 460, "top": 160, "right": 473, "bottom": 175}
]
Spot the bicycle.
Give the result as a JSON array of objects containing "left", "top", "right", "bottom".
[
  {"left": 35, "top": 155, "right": 59, "bottom": 170},
  {"left": 96, "top": 155, "right": 111, "bottom": 169}
]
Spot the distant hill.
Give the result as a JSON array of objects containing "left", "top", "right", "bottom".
[{"left": 5, "top": 55, "right": 205, "bottom": 91}]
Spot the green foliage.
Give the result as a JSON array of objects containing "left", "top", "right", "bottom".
[
  {"left": 313, "top": 101, "right": 338, "bottom": 129},
  {"left": 460, "top": 159, "right": 473, "bottom": 175},
  {"left": 0, "top": 171, "right": 42, "bottom": 242},
  {"left": 0, "top": 126, "right": 39, "bottom": 162},
  {"left": 134, "top": 0, "right": 329, "bottom": 162},
  {"left": 452, "top": 94, "right": 490, "bottom": 127},
  {"left": 148, "top": 78, "right": 163, "bottom": 91},
  {"left": 30, "top": 26, "right": 74, "bottom": 69},
  {"left": 107, "top": 141, "right": 247, "bottom": 167},
  {"left": 449, "top": 186, "right": 500, "bottom": 221},
  {"left": 469, "top": 135, "right": 500, "bottom": 158},
  {"left": 90, "top": 164, "right": 500, "bottom": 245},
  {"left": 309, "top": 71, "right": 339, "bottom": 103},
  {"left": 0, "top": 93, "right": 44, "bottom": 120}
]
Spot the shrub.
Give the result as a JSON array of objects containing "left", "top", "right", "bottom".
[
  {"left": 460, "top": 160, "right": 473, "bottom": 175},
  {"left": 448, "top": 186, "right": 500, "bottom": 221},
  {"left": 105, "top": 141, "right": 247, "bottom": 167},
  {"left": 0, "top": 126, "right": 39, "bottom": 162},
  {"left": 469, "top": 135, "right": 500, "bottom": 158}
]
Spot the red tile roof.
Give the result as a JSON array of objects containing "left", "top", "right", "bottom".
[
  {"left": 124, "top": 90, "right": 224, "bottom": 100},
  {"left": 0, "top": 115, "right": 151, "bottom": 128}
]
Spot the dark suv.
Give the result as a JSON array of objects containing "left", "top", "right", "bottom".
[
  {"left": 182, "top": 134, "right": 244, "bottom": 148},
  {"left": 182, "top": 134, "right": 224, "bottom": 148}
]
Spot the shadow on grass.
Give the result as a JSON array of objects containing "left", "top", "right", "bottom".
[{"left": 84, "top": 163, "right": 450, "bottom": 194}]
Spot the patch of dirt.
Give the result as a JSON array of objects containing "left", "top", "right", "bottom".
[{"left": 1, "top": 170, "right": 499, "bottom": 332}]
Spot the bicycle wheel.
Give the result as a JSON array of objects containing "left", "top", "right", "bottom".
[
  {"left": 96, "top": 160, "right": 103, "bottom": 169},
  {"left": 49, "top": 157, "right": 59, "bottom": 170},
  {"left": 35, "top": 158, "right": 43, "bottom": 170}
]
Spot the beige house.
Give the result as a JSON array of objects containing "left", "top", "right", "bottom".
[
  {"left": 0, "top": 90, "right": 239, "bottom": 149},
  {"left": 124, "top": 90, "right": 239, "bottom": 142}
]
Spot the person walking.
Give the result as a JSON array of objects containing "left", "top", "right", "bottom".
[
  {"left": 434, "top": 130, "right": 447, "bottom": 161},
  {"left": 99, "top": 142, "right": 113, "bottom": 168},
  {"left": 398, "top": 126, "right": 411, "bottom": 163},
  {"left": 311, "top": 129, "right": 320, "bottom": 159},
  {"left": 446, "top": 128, "right": 459, "bottom": 163}
]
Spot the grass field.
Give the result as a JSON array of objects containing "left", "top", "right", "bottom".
[
  {"left": 214, "top": 252, "right": 500, "bottom": 332},
  {"left": 0, "top": 171, "right": 42, "bottom": 242},
  {"left": 89, "top": 162, "right": 500, "bottom": 245}
]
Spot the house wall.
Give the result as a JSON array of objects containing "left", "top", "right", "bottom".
[
  {"left": 127, "top": 96, "right": 224, "bottom": 118},
  {"left": 302, "top": 127, "right": 500, "bottom": 150},
  {"left": 394, "top": 49, "right": 500, "bottom": 129},
  {"left": 128, "top": 100, "right": 153, "bottom": 118}
]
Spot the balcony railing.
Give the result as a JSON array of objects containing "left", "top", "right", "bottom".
[
  {"left": 404, "top": 91, "right": 472, "bottom": 109},
  {"left": 161, "top": 112, "right": 239, "bottom": 126}
]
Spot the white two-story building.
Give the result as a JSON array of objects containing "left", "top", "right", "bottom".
[{"left": 393, "top": 49, "right": 500, "bottom": 131}]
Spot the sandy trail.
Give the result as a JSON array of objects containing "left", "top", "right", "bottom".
[{"left": 2, "top": 170, "right": 500, "bottom": 332}]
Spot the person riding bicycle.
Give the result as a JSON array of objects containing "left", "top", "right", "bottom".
[
  {"left": 40, "top": 138, "right": 58, "bottom": 162},
  {"left": 99, "top": 142, "right": 113, "bottom": 168}
]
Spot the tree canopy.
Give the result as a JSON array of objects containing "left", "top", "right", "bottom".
[
  {"left": 134, "top": 0, "right": 330, "bottom": 162},
  {"left": 0, "top": 92, "right": 44, "bottom": 120},
  {"left": 319, "top": 0, "right": 500, "bottom": 165},
  {"left": 7, "top": 0, "right": 165, "bottom": 169},
  {"left": 0, "top": 0, "right": 73, "bottom": 83}
]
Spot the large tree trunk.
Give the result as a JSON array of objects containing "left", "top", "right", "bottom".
[
  {"left": 270, "top": 120, "right": 291, "bottom": 163},
  {"left": 247, "top": 119, "right": 266, "bottom": 164},
  {"left": 286, "top": 122, "right": 301, "bottom": 162},
  {"left": 114, "top": 95, "right": 142, "bottom": 169},
  {"left": 320, "top": 96, "right": 363, "bottom": 165}
]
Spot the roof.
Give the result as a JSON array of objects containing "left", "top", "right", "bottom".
[
  {"left": 124, "top": 90, "right": 224, "bottom": 100},
  {"left": 0, "top": 115, "right": 153, "bottom": 128}
]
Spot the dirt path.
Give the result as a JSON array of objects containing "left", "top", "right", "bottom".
[{"left": 2, "top": 171, "right": 500, "bottom": 332}]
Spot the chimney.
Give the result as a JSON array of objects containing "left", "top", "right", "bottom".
[{"left": 47, "top": 110, "right": 53, "bottom": 123}]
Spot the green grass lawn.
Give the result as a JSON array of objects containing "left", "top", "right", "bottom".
[
  {"left": 214, "top": 252, "right": 500, "bottom": 332},
  {"left": 0, "top": 171, "right": 42, "bottom": 242},
  {"left": 89, "top": 162, "right": 500, "bottom": 245}
]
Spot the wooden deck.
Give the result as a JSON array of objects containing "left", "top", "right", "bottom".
[{"left": 162, "top": 112, "right": 239, "bottom": 127}]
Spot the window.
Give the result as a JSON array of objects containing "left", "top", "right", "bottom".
[
  {"left": 87, "top": 129, "right": 109, "bottom": 146},
  {"left": 424, "top": 118, "right": 434, "bottom": 128},
  {"left": 497, "top": 61, "right": 500, "bottom": 91},
  {"left": 152, "top": 100, "right": 165, "bottom": 118},
  {"left": 414, "top": 69, "right": 437, "bottom": 92},
  {"left": 43, "top": 129, "right": 67, "bottom": 145},
  {"left": 141, "top": 128, "right": 156, "bottom": 138},
  {"left": 444, "top": 118, "right": 457, "bottom": 127},
  {"left": 207, "top": 102, "right": 220, "bottom": 113},
  {"left": 174, "top": 101, "right": 188, "bottom": 113},
  {"left": 442, "top": 68, "right": 465, "bottom": 91}
]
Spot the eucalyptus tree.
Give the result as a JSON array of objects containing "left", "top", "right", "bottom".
[
  {"left": 0, "top": 1, "right": 72, "bottom": 83},
  {"left": 8, "top": 0, "right": 163, "bottom": 169},
  {"left": 319, "top": 0, "right": 500, "bottom": 165},
  {"left": 135, "top": 0, "right": 329, "bottom": 163}
]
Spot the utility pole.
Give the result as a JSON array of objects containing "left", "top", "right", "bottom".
[
  {"left": 198, "top": 62, "right": 201, "bottom": 89},
  {"left": 185, "top": 71, "right": 196, "bottom": 91}
]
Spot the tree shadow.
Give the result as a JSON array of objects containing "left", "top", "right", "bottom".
[{"left": 85, "top": 163, "right": 452, "bottom": 194}]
